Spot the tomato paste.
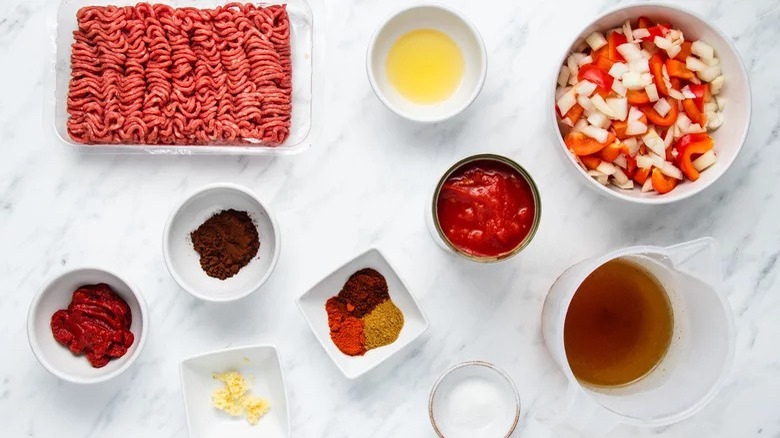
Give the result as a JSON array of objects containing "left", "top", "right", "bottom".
[
  {"left": 436, "top": 160, "right": 536, "bottom": 258},
  {"left": 50, "top": 283, "right": 134, "bottom": 368}
]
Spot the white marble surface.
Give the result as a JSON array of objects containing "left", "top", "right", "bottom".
[{"left": 1, "top": 0, "right": 778, "bottom": 436}]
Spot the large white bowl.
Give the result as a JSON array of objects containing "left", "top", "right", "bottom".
[
  {"left": 27, "top": 267, "right": 149, "bottom": 384},
  {"left": 163, "top": 183, "right": 281, "bottom": 302},
  {"left": 551, "top": 3, "right": 751, "bottom": 204},
  {"left": 367, "top": 4, "right": 487, "bottom": 123}
]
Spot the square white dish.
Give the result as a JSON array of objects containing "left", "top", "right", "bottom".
[
  {"left": 47, "top": 0, "right": 322, "bottom": 154},
  {"left": 296, "top": 248, "right": 429, "bottom": 379},
  {"left": 179, "top": 344, "right": 289, "bottom": 438}
]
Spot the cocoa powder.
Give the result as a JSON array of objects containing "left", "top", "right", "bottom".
[{"left": 190, "top": 209, "right": 260, "bottom": 280}]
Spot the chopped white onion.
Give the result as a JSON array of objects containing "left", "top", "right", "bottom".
[
  {"left": 691, "top": 40, "right": 715, "bottom": 60},
  {"left": 575, "top": 80, "right": 598, "bottom": 96},
  {"left": 617, "top": 43, "right": 643, "bottom": 61},
  {"left": 645, "top": 84, "right": 660, "bottom": 102},
  {"left": 628, "top": 106, "right": 644, "bottom": 122},
  {"left": 572, "top": 119, "right": 589, "bottom": 133},
  {"left": 665, "top": 44, "right": 682, "bottom": 59},
  {"left": 557, "top": 66, "right": 571, "bottom": 87},
  {"left": 663, "top": 125, "right": 674, "bottom": 148},
  {"left": 681, "top": 85, "right": 696, "bottom": 99},
  {"left": 577, "top": 94, "right": 595, "bottom": 111},
  {"left": 654, "top": 36, "right": 672, "bottom": 50},
  {"left": 686, "top": 123, "right": 707, "bottom": 134},
  {"left": 556, "top": 85, "right": 571, "bottom": 100},
  {"left": 609, "top": 62, "right": 629, "bottom": 78},
  {"left": 640, "top": 72, "right": 653, "bottom": 85},
  {"left": 578, "top": 55, "right": 594, "bottom": 67},
  {"left": 693, "top": 150, "right": 717, "bottom": 171},
  {"left": 622, "top": 72, "right": 645, "bottom": 90},
  {"left": 643, "top": 129, "right": 666, "bottom": 156},
  {"left": 588, "top": 169, "right": 606, "bottom": 178},
  {"left": 659, "top": 161, "right": 683, "bottom": 180},
  {"left": 613, "top": 166, "right": 630, "bottom": 185},
  {"left": 641, "top": 177, "right": 655, "bottom": 192},
  {"left": 668, "top": 88, "right": 685, "bottom": 100},
  {"left": 707, "top": 111, "right": 724, "bottom": 130},
  {"left": 611, "top": 79, "right": 628, "bottom": 97},
  {"left": 698, "top": 64, "right": 722, "bottom": 82},
  {"left": 661, "top": 64, "right": 670, "bottom": 80},
  {"left": 653, "top": 98, "right": 672, "bottom": 117},
  {"left": 595, "top": 174, "right": 610, "bottom": 185},
  {"left": 629, "top": 58, "right": 650, "bottom": 74},
  {"left": 624, "top": 137, "right": 640, "bottom": 155},
  {"left": 636, "top": 155, "right": 653, "bottom": 169},
  {"left": 583, "top": 125, "right": 610, "bottom": 143},
  {"left": 615, "top": 178, "right": 636, "bottom": 190},
  {"left": 676, "top": 113, "right": 692, "bottom": 131},
  {"left": 613, "top": 154, "right": 628, "bottom": 168},
  {"left": 686, "top": 56, "right": 708, "bottom": 72},
  {"left": 587, "top": 111, "right": 611, "bottom": 129},
  {"left": 606, "top": 97, "right": 628, "bottom": 121},
  {"left": 567, "top": 55, "right": 580, "bottom": 84},
  {"left": 596, "top": 161, "right": 617, "bottom": 175},
  {"left": 633, "top": 28, "right": 651, "bottom": 39},
  {"left": 626, "top": 120, "right": 648, "bottom": 136},
  {"left": 704, "top": 56, "right": 720, "bottom": 67},
  {"left": 623, "top": 21, "right": 634, "bottom": 43},
  {"left": 590, "top": 94, "right": 616, "bottom": 117},
  {"left": 585, "top": 31, "right": 608, "bottom": 51},
  {"left": 703, "top": 102, "right": 718, "bottom": 113},
  {"left": 710, "top": 75, "right": 725, "bottom": 95},
  {"left": 557, "top": 89, "right": 577, "bottom": 115}
]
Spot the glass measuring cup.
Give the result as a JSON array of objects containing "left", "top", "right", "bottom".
[{"left": 541, "top": 238, "right": 736, "bottom": 434}]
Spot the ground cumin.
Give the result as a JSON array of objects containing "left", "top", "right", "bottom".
[{"left": 190, "top": 209, "right": 260, "bottom": 280}]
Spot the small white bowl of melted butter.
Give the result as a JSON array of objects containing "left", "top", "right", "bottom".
[{"left": 367, "top": 5, "right": 487, "bottom": 123}]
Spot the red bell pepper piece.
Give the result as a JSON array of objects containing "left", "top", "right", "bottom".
[
  {"left": 649, "top": 53, "right": 670, "bottom": 96},
  {"left": 640, "top": 98, "right": 678, "bottom": 126},
  {"left": 595, "top": 55, "right": 615, "bottom": 72},
  {"left": 624, "top": 156, "right": 638, "bottom": 179},
  {"left": 688, "top": 83, "right": 710, "bottom": 112},
  {"left": 608, "top": 31, "right": 628, "bottom": 62},
  {"left": 627, "top": 89, "right": 651, "bottom": 105},
  {"left": 577, "top": 64, "right": 614, "bottom": 92},
  {"left": 612, "top": 113, "right": 648, "bottom": 140},
  {"left": 600, "top": 141, "right": 622, "bottom": 162},
  {"left": 640, "top": 25, "right": 669, "bottom": 41},
  {"left": 651, "top": 168, "right": 678, "bottom": 194},
  {"left": 682, "top": 99, "right": 707, "bottom": 126},
  {"left": 634, "top": 167, "right": 651, "bottom": 185},
  {"left": 565, "top": 132, "right": 616, "bottom": 156},
  {"left": 564, "top": 103, "right": 585, "bottom": 124},
  {"left": 665, "top": 59, "right": 695, "bottom": 80},
  {"left": 674, "top": 133, "right": 714, "bottom": 181}
]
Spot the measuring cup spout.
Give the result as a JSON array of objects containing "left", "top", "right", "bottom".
[{"left": 663, "top": 237, "right": 723, "bottom": 292}]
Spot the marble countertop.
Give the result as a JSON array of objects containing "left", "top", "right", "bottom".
[{"left": 1, "top": 0, "right": 779, "bottom": 436}]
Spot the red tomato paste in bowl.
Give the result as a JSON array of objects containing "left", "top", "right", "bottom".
[
  {"left": 435, "top": 157, "right": 540, "bottom": 260},
  {"left": 50, "top": 283, "right": 134, "bottom": 368}
]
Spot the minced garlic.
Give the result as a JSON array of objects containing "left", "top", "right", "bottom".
[{"left": 212, "top": 371, "right": 270, "bottom": 425}]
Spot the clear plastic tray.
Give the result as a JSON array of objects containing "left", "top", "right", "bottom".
[{"left": 46, "top": 0, "right": 323, "bottom": 155}]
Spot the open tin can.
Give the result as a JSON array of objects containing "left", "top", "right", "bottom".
[{"left": 426, "top": 154, "right": 541, "bottom": 263}]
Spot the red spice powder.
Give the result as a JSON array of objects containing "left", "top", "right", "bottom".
[{"left": 325, "top": 297, "right": 366, "bottom": 356}]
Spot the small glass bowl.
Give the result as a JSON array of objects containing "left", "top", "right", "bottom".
[{"left": 428, "top": 361, "right": 521, "bottom": 438}]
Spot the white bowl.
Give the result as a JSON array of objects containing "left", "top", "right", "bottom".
[
  {"left": 296, "top": 248, "right": 429, "bottom": 379},
  {"left": 551, "top": 3, "right": 751, "bottom": 204},
  {"left": 163, "top": 183, "right": 280, "bottom": 302},
  {"left": 27, "top": 267, "right": 149, "bottom": 384},
  {"left": 367, "top": 4, "right": 487, "bottom": 122},
  {"left": 180, "top": 344, "right": 289, "bottom": 438},
  {"left": 429, "top": 361, "right": 521, "bottom": 438}
]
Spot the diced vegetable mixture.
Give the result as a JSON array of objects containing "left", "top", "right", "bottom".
[{"left": 556, "top": 17, "right": 725, "bottom": 194}]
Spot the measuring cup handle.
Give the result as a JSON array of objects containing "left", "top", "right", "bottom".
[
  {"left": 537, "top": 383, "right": 621, "bottom": 437},
  {"left": 663, "top": 237, "right": 723, "bottom": 288}
]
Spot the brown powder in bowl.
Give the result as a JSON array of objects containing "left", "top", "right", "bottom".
[{"left": 190, "top": 209, "right": 260, "bottom": 280}]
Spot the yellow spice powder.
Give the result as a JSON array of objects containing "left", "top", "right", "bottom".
[
  {"left": 363, "top": 299, "right": 405, "bottom": 349},
  {"left": 212, "top": 371, "right": 270, "bottom": 425}
]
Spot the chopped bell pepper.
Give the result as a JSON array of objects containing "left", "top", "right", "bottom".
[
  {"left": 637, "top": 16, "right": 653, "bottom": 29},
  {"left": 682, "top": 99, "right": 707, "bottom": 126},
  {"left": 580, "top": 154, "right": 601, "bottom": 170},
  {"left": 600, "top": 141, "right": 622, "bottom": 162},
  {"left": 649, "top": 54, "right": 670, "bottom": 96},
  {"left": 624, "top": 156, "right": 638, "bottom": 179},
  {"left": 595, "top": 55, "right": 615, "bottom": 72},
  {"left": 577, "top": 64, "right": 614, "bottom": 92},
  {"left": 608, "top": 31, "right": 628, "bottom": 62},
  {"left": 688, "top": 83, "right": 710, "bottom": 112},
  {"left": 564, "top": 132, "right": 616, "bottom": 156},
  {"left": 634, "top": 167, "right": 651, "bottom": 185},
  {"left": 627, "top": 89, "right": 651, "bottom": 105},
  {"left": 674, "top": 40, "right": 693, "bottom": 61},
  {"left": 564, "top": 103, "right": 585, "bottom": 124},
  {"left": 674, "top": 134, "right": 714, "bottom": 181},
  {"left": 640, "top": 98, "right": 678, "bottom": 126},
  {"left": 665, "top": 59, "right": 695, "bottom": 80},
  {"left": 641, "top": 25, "right": 669, "bottom": 41},
  {"left": 651, "top": 168, "right": 678, "bottom": 193}
]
